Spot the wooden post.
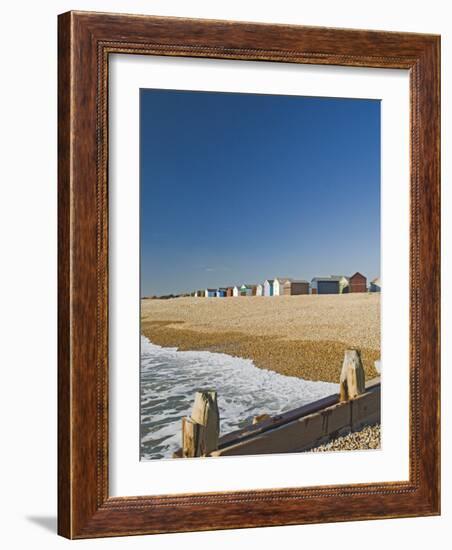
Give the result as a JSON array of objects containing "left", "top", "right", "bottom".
[
  {"left": 182, "top": 390, "right": 220, "bottom": 457},
  {"left": 192, "top": 390, "right": 220, "bottom": 455},
  {"left": 182, "top": 417, "right": 203, "bottom": 458},
  {"left": 339, "top": 349, "right": 365, "bottom": 402}
]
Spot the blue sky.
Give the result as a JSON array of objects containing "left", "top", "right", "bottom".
[{"left": 140, "top": 89, "right": 380, "bottom": 296}]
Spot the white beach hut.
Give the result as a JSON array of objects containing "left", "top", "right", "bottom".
[
  {"left": 205, "top": 288, "right": 217, "bottom": 298},
  {"left": 233, "top": 285, "right": 241, "bottom": 297},
  {"left": 264, "top": 279, "right": 274, "bottom": 296},
  {"left": 273, "top": 278, "right": 292, "bottom": 296},
  {"left": 256, "top": 284, "right": 264, "bottom": 296}
]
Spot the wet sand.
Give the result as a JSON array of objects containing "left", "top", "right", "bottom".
[{"left": 141, "top": 294, "right": 380, "bottom": 383}]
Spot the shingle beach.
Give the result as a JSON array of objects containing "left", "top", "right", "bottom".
[{"left": 141, "top": 293, "right": 380, "bottom": 383}]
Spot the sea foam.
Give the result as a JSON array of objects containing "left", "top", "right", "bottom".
[{"left": 140, "top": 335, "right": 337, "bottom": 459}]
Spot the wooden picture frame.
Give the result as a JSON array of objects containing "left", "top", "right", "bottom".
[{"left": 58, "top": 11, "right": 440, "bottom": 539}]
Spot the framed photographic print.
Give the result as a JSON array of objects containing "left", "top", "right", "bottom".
[{"left": 58, "top": 11, "right": 440, "bottom": 538}]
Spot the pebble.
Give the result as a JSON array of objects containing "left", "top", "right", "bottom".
[
  {"left": 310, "top": 424, "right": 381, "bottom": 452},
  {"left": 142, "top": 294, "right": 381, "bottom": 383}
]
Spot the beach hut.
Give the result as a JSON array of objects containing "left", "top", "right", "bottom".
[
  {"left": 233, "top": 285, "right": 241, "bottom": 297},
  {"left": 240, "top": 284, "right": 254, "bottom": 296},
  {"left": 311, "top": 277, "right": 341, "bottom": 294},
  {"left": 226, "top": 287, "right": 234, "bottom": 297},
  {"left": 370, "top": 277, "right": 381, "bottom": 292},
  {"left": 216, "top": 288, "right": 227, "bottom": 297},
  {"left": 273, "top": 278, "right": 292, "bottom": 296},
  {"left": 205, "top": 288, "right": 217, "bottom": 298},
  {"left": 195, "top": 289, "right": 205, "bottom": 298},
  {"left": 349, "top": 272, "right": 367, "bottom": 293},
  {"left": 284, "top": 280, "right": 309, "bottom": 295},
  {"left": 256, "top": 284, "right": 264, "bottom": 296},
  {"left": 264, "top": 279, "right": 274, "bottom": 296}
]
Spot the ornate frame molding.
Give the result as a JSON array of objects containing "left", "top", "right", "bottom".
[{"left": 58, "top": 11, "right": 440, "bottom": 538}]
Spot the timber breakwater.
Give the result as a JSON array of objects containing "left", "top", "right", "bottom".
[
  {"left": 140, "top": 336, "right": 337, "bottom": 460},
  {"left": 175, "top": 349, "right": 380, "bottom": 458}
]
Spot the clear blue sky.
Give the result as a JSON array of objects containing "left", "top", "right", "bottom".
[{"left": 140, "top": 89, "right": 380, "bottom": 296}]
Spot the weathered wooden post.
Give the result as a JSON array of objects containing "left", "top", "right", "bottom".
[
  {"left": 182, "top": 390, "right": 220, "bottom": 457},
  {"left": 181, "top": 417, "right": 202, "bottom": 458},
  {"left": 192, "top": 390, "right": 220, "bottom": 455},
  {"left": 339, "top": 349, "right": 365, "bottom": 402}
]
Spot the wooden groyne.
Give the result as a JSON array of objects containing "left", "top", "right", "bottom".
[{"left": 174, "top": 349, "right": 380, "bottom": 458}]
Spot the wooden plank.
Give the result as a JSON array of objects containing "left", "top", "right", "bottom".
[
  {"left": 213, "top": 379, "right": 379, "bottom": 449},
  {"left": 211, "top": 385, "right": 380, "bottom": 457},
  {"left": 229, "top": 380, "right": 378, "bottom": 443},
  {"left": 217, "top": 392, "right": 339, "bottom": 448},
  {"left": 57, "top": 11, "right": 72, "bottom": 539},
  {"left": 351, "top": 385, "right": 381, "bottom": 430}
]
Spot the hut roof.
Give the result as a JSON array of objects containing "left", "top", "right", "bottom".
[
  {"left": 265, "top": 279, "right": 274, "bottom": 284},
  {"left": 311, "top": 276, "right": 342, "bottom": 283},
  {"left": 286, "top": 279, "right": 309, "bottom": 284},
  {"left": 275, "top": 277, "right": 292, "bottom": 284},
  {"left": 349, "top": 272, "right": 366, "bottom": 280}
]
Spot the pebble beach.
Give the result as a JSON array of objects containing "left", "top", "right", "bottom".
[
  {"left": 310, "top": 425, "right": 381, "bottom": 452},
  {"left": 141, "top": 293, "right": 380, "bottom": 383}
]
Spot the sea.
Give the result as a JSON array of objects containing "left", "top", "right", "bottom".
[{"left": 140, "top": 335, "right": 338, "bottom": 459}]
